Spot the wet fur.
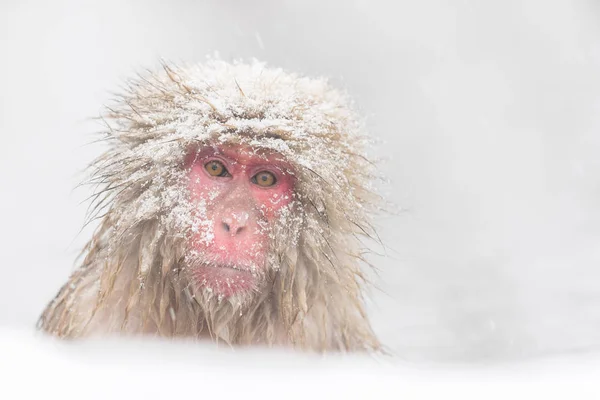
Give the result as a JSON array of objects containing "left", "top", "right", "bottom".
[{"left": 38, "top": 59, "right": 383, "bottom": 352}]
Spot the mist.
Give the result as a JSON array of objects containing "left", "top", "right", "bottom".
[{"left": 1, "top": 0, "right": 599, "bottom": 367}]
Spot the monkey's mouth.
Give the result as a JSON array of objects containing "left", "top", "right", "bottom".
[{"left": 190, "top": 262, "right": 258, "bottom": 298}]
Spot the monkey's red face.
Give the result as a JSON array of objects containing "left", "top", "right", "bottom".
[{"left": 185, "top": 145, "right": 295, "bottom": 298}]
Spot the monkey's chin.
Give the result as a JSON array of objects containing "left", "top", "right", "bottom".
[{"left": 191, "top": 264, "right": 258, "bottom": 299}]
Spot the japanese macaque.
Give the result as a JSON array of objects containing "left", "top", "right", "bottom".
[{"left": 38, "top": 59, "right": 383, "bottom": 352}]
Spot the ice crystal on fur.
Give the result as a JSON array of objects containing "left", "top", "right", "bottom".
[{"left": 38, "top": 59, "right": 382, "bottom": 352}]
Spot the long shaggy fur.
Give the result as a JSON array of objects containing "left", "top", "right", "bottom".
[{"left": 38, "top": 59, "right": 383, "bottom": 352}]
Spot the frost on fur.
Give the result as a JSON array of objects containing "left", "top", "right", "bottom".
[{"left": 38, "top": 59, "right": 383, "bottom": 352}]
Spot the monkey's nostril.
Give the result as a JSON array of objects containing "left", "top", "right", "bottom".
[{"left": 221, "top": 216, "right": 246, "bottom": 236}]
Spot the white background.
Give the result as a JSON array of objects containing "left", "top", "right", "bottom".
[{"left": 1, "top": 0, "right": 600, "bottom": 396}]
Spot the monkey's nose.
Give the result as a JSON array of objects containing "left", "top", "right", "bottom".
[{"left": 221, "top": 216, "right": 247, "bottom": 236}]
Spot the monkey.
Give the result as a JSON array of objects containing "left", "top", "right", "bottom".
[{"left": 38, "top": 59, "right": 383, "bottom": 352}]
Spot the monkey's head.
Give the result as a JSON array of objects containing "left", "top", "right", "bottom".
[{"left": 42, "top": 59, "right": 382, "bottom": 351}]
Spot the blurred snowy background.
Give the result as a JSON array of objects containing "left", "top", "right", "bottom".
[{"left": 1, "top": 0, "right": 600, "bottom": 394}]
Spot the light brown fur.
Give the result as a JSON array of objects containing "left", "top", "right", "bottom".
[{"left": 38, "top": 59, "right": 383, "bottom": 352}]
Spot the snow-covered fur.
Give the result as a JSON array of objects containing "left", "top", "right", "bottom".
[{"left": 38, "top": 59, "right": 382, "bottom": 352}]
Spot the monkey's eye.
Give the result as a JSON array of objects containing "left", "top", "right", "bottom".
[
  {"left": 204, "top": 160, "right": 230, "bottom": 177},
  {"left": 252, "top": 171, "right": 277, "bottom": 187}
]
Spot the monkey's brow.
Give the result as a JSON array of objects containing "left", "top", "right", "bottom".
[
  {"left": 235, "top": 130, "right": 283, "bottom": 140},
  {"left": 260, "top": 132, "right": 283, "bottom": 140}
]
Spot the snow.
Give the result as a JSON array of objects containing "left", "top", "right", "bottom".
[
  {"left": 1, "top": 0, "right": 600, "bottom": 396},
  {"left": 2, "top": 327, "right": 600, "bottom": 399}
]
